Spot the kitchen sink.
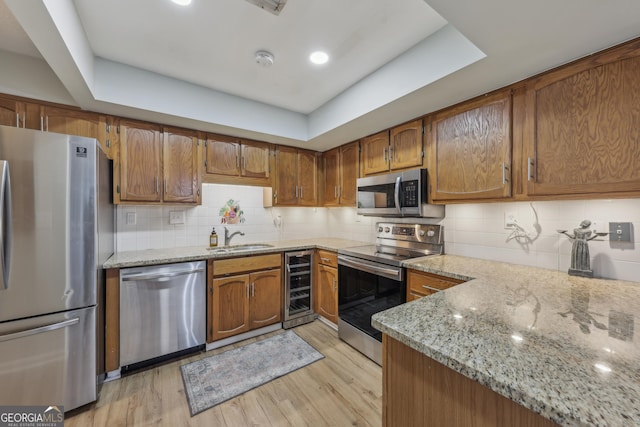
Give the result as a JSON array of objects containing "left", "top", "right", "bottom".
[{"left": 208, "top": 243, "right": 274, "bottom": 254}]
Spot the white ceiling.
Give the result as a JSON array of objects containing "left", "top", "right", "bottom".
[{"left": 1, "top": 0, "right": 640, "bottom": 151}]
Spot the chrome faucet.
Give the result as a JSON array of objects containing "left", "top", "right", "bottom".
[{"left": 224, "top": 227, "right": 245, "bottom": 246}]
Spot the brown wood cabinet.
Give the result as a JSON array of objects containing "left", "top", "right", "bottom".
[
  {"left": 406, "top": 270, "right": 465, "bottom": 302},
  {"left": 116, "top": 120, "right": 200, "bottom": 204},
  {"left": 361, "top": 130, "right": 390, "bottom": 176},
  {"left": 204, "top": 134, "right": 271, "bottom": 186},
  {"left": 383, "top": 335, "right": 558, "bottom": 427},
  {"left": 361, "top": 120, "right": 423, "bottom": 176},
  {"left": 315, "top": 249, "right": 338, "bottom": 325},
  {"left": 274, "top": 146, "right": 319, "bottom": 206},
  {"left": 0, "top": 95, "right": 40, "bottom": 129},
  {"left": 42, "top": 106, "right": 115, "bottom": 159},
  {"left": 323, "top": 141, "right": 359, "bottom": 207},
  {"left": 117, "top": 120, "right": 163, "bottom": 203},
  {"left": 208, "top": 254, "right": 282, "bottom": 342},
  {"left": 523, "top": 42, "right": 640, "bottom": 197},
  {"left": 428, "top": 91, "right": 512, "bottom": 202},
  {"left": 163, "top": 127, "right": 200, "bottom": 204}
]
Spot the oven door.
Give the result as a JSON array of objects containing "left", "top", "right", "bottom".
[{"left": 337, "top": 255, "right": 405, "bottom": 342}]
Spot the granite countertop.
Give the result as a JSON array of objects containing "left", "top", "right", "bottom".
[
  {"left": 103, "top": 238, "right": 366, "bottom": 269},
  {"left": 373, "top": 255, "right": 640, "bottom": 427}
]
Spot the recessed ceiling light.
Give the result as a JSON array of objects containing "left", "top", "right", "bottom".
[
  {"left": 309, "top": 51, "right": 329, "bottom": 65},
  {"left": 172, "top": 0, "right": 192, "bottom": 5}
]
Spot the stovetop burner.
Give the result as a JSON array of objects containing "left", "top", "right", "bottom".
[{"left": 338, "top": 222, "right": 443, "bottom": 267}]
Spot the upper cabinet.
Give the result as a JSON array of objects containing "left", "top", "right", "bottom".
[
  {"left": 523, "top": 43, "right": 640, "bottom": 197},
  {"left": 361, "top": 120, "right": 423, "bottom": 176},
  {"left": 323, "top": 141, "right": 359, "bottom": 207},
  {"left": 115, "top": 120, "right": 200, "bottom": 204},
  {"left": 274, "top": 146, "right": 319, "bottom": 206},
  {"left": 204, "top": 134, "right": 271, "bottom": 186},
  {"left": 163, "top": 127, "right": 201, "bottom": 204},
  {"left": 41, "top": 106, "right": 115, "bottom": 159},
  {"left": 0, "top": 95, "right": 40, "bottom": 130},
  {"left": 428, "top": 91, "right": 512, "bottom": 202}
]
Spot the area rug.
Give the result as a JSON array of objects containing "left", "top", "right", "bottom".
[{"left": 180, "top": 330, "right": 324, "bottom": 416}]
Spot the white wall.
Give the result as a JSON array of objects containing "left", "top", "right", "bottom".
[
  {"left": 115, "top": 183, "right": 640, "bottom": 282},
  {"left": 115, "top": 183, "right": 330, "bottom": 251},
  {"left": 442, "top": 199, "right": 640, "bottom": 282}
]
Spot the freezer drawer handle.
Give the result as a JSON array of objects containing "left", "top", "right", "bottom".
[
  {"left": 0, "top": 317, "right": 79, "bottom": 343},
  {"left": 121, "top": 268, "right": 205, "bottom": 282}
]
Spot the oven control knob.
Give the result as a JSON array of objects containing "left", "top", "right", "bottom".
[
  {"left": 384, "top": 227, "right": 390, "bottom": 233},
  {"left": 419, "top": 230, "right": 425, "bottom": 237},
  {"left": 378, "top": 227, "right": 383, "bottom": 232},
  {"left": 427, "top": 230, "right": 435, "bottom": 237}
]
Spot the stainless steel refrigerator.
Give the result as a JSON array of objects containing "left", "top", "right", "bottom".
[{"left": 0, "top": 125, "right": 114, "bottom": 411}]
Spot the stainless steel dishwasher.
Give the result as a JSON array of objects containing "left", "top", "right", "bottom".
[{"left": 119, "top": 261, "right": 206, "bottom": 368}]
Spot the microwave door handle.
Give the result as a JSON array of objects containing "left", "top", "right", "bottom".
[
  {"left": 394, "top": 176, "right": 402, "bottom": 215},
  {"left": 0, "top": 161, "right": 11, "bottom": 290}
]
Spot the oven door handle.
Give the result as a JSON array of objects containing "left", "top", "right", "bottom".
[
  {"left": 338, "top": 255, "right": 403, "bottom": 281},
  {"left": 394, "top": 176, "right": 402, "bottom": 215}
]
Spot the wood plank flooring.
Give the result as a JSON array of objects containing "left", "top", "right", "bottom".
[{"left": 65, "top": 321, "right": 382, "bottom": 426}]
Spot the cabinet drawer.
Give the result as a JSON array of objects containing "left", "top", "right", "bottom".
[
  {"left": 213, "top": 253, "right": 281, "bottom": 276},
  {"left": 317, "top": 249, "right": 338, "bottom": 268},
  {"left": 407, "top": 270, "right": 465, "bottom": 295}
]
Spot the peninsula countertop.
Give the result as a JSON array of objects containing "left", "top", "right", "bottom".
[
  {"left": 103, "top": 238, "right": 367, "bottom": 269},
  {"left": 373, "top": 255, "right": 639, "bottom": 427}
]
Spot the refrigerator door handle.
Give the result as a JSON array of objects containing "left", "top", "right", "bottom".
[
  {"left": 0, "top": 161, "right": 12, "bottom": 290},
  {"left": 0, "top": 317, "right": 79, "bottom": 343}
]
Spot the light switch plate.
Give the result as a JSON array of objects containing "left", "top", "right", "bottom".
[
  {"left": 169, "top": 210, "right": 185, "bottom": 225},
  {"left": 126, "top": 212, "right": 136, "bottom": 225},
  {"left": 609, "top": 222, "right": 632, "bottom": 242}
]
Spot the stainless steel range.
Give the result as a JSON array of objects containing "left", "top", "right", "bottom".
[{"left": 337, "top": 222, "right": 443, "bottom": 364}]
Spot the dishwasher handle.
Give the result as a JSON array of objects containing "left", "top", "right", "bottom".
[{"left": 121, "top": 268, "right": 205, "bottom": 282}]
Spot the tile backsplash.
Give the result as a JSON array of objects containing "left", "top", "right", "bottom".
[{"left": 115, "top": 184, "right": 639, "bottom": 282}]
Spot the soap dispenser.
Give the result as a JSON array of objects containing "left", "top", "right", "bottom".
[{"left": 210, "top": 227, "right": 218, "bottom": 247}]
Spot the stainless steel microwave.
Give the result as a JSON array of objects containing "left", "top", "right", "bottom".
[{"left": 356, "top": 169, "right": 445, "bottom": 218}]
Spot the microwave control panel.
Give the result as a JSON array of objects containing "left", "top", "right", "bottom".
[{"left": 402, "top": 180, "right": 419, "bottom": 207}]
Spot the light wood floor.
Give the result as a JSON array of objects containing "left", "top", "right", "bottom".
[{"left": 66, "top": 321, "right": 382, "bottom": 426}]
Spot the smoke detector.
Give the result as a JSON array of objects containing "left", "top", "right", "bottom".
[
  {"left": 244, "top": 0, "right": 287, "bottom": 16},
  {"left": 255, "top": 51, "right": 275, "bottom": 67}
]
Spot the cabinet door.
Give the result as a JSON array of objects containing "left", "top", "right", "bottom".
[
  {"left": 205, "top": 134, "right": 240, "bottom": 176},
  {"left": 249, "top": 269, "right": 282, "bottom": 329},
  {"left": 407, "top": 270, "right": 465, "bottom": 302},
  {"left": 119, "top": 120, "right": 162, "bottom": 202},
  {"left": 0, "top": 96, "right": 39, "bottom": 129},
  {"left": 241, "top": 141, "right": 270, "bottom": 179},
  {"left": 163, "top": 127, "right": 200, "bottom": 203},
  {"left": 323, "top": 148, "right": 340, "bottom": 206},
  {"left": 525, "top": 52, "right": 640, "bottom": 196},
  {"left": 361, "top": 130, "right": 390, "bottom": 176},
  {"left": 298, "top": 150, "right": 318, "bottom": 206},
  {"left": 0, "top": 96, "right": 21, "bottom": 127},
  {"left": 274, "top": 146, "right": 299, "bottom": 205},
  {"left": 212, "top": 274, "right": 250, "bottom": 340},
  {"left": 42, "top": 106, "right": 112, "bottom": 158},
  {"left": 317, "top": 264, "right": 338, "bottom": 324},
  {"left": 390, "top": 120, "right": 423, "bottom": 171},
  {"left": 431, "top": 91, "right": 512, "bottom": 201},
  {"left": 339, "top": 141, "right": 359, "bottom": 206}
]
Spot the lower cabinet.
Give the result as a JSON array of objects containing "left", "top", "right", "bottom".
[
  {"left": 208, "top": 254, "right": 282, "bottom": 342},
  {"left": 315, "top": 249, "right": 338, "bottom": 325},
  {"left": 407, "top": 270, "right": 465, "bottom": 302}
]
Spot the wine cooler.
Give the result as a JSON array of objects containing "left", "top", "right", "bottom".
[{"left": 283, "top": 250, "right": 316, "bottom": 329}]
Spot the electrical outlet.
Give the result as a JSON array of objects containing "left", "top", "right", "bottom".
[
  {"left": 504, "top": 211, "right": 518, "bottom": 228},
  {"left": 169, "top": 210, "right": 185, "bottom": 225}
]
